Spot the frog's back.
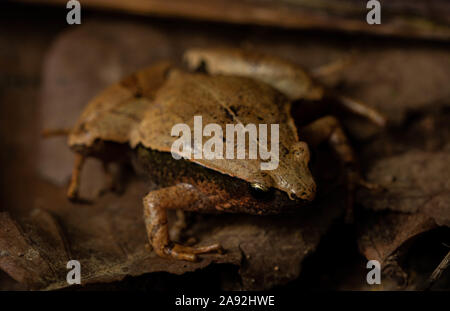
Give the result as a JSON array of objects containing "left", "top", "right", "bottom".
[{"left": 130, "top": 70, "right": 301, "bottom": 194}]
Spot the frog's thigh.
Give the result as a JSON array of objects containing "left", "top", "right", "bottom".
[
  {"left": 301, "top": 115, "right": 356, "bottom": 166},
  {"left": 143, "top": 184, "right": 223, "bottom": 261}
]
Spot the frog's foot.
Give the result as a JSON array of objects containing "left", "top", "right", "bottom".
[
  {"left": 143, "top": 184, "right": 224, "bottom": 262},
  {"left": 164, "top": 243, "right": 224, "bottom": 262}
]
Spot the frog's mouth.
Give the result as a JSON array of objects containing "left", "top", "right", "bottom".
[
  {"left": 287, "top": 183, "right": 316, "bottom": 201},
  {"left": 249, "top": 183, "right": 314, "bottom": 207},
  {"left": 279, "top": 187, "right": 314, "bottom": 210},
  {"left": 248, "top": 176, "right": 316, "bottom": 203}
]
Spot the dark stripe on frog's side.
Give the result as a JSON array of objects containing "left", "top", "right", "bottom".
[{"left": 132, "top": 145, "right": 303, "bottom": 215}]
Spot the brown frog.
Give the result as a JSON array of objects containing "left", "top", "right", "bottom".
[{"left": 45, "top": 48, "right": 385, "bottom": 261}]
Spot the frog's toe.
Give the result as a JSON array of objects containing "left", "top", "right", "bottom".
[
  {"left": 164, "top": 243, "right": 224, "bottom": 262},
  {"left": 173, "top": 243, "right": 224, "bottom": 254},
  {"left": 164, "top": 247, "right": 198, "bottom": 262}
]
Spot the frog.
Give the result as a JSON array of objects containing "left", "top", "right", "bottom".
[{"left": 45, "top": 48, "right": 385, "bottom": 261}]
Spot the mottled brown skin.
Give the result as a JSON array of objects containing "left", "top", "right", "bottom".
[
  {"left": 134, "top": 146, "right": 303, "bottom": 215},
  {"left": 134, "top": 145, "right": 310, "bottom": 261},
  {"left": 134, "top": 114, "right": 364, "bottom": 261},
  {"left": 53, "top": 48, "right": 385, "bottom": 262},
  {"left": 131, "top": 70, "right": 317, "bottom": 201}
]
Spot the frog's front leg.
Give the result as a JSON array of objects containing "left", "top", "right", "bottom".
[
  {"left": 143, "top": 183, "right": 223, "bottom": 261},
  {"left": 301, "top": 115, "right": 378, "bottom": 221},
  {"left": 67, "top": 152, "right": 85, "bottom": 201}
]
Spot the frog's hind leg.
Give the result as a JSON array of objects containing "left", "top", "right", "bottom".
[
  {"left": 143, "top": 184, "right": 223, "bottom": 262},
  {"left": 67, "top": 152, "right": 85, "bottom": 201},
  {"left": 310, "top": 58, "right": 387, "bottom": 127},
  {"left": 301, "top": 116, "right": 379, "bottom": 222}
]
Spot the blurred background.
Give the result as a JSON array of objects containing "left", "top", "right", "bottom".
[{"left": 0, "top": 0, "right": 449, "bottom": 291}]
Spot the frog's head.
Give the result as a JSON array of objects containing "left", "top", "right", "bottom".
[{"left": 249, "top": 141, "right": 316, "bottom": 202}]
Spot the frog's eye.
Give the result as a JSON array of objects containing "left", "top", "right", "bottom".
[
  {"left": 250, "top": 182, "right": 274, "bottom": 200},
  {"left": 250, "top": 182, "right": 274, "bottom": 201},
  {"left": 249, "top": 173, "right": 274, "bottom": 199},
  {"left": 250, "top": 182, "right": 269, "bottom": 193}
]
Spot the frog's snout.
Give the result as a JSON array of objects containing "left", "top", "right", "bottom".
[
  {"left": 288, "top": 182, "right": 316, "bottom": 202},
  {"left": 287, "top": 141, "right": 316, "bottom": 202}
]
